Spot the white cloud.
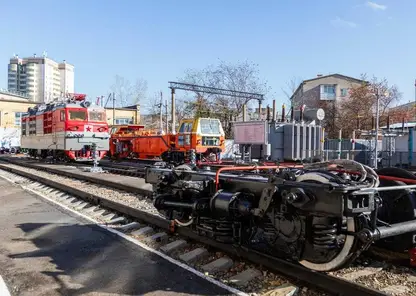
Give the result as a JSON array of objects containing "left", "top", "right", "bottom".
[
  {"left": 331, "top": 17, "right": 358, "bottom": 28},
  {"left": 366, "top": 1, "right": 387, "bottom": 11}
]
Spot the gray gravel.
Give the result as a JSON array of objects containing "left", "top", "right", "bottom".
[
  {"left": 0, "top": 163, "right": 159, "bottom": 215},
  {"left": 1, "top": 164, "right": 415, "bottom": 296}
]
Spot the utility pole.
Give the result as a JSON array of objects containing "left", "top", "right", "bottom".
[
  {"left": 165, "top": 99, "right": 168, "bottom": 133},
  {"left": 171, "top": 87, "right": 176, "bottom": 134},
  {"left": 374, "top": 89, "right": 380, "bottom": 169},
  {"left": 156, "top": 92, "right": 163, "bottom": 133}
]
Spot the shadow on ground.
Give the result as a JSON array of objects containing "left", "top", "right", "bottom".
[{"left": 9, "top": 222, "right": 232, "bottom": 296}]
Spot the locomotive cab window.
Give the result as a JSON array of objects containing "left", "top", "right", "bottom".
[
  {"left": 68, "top": 110, "right": 87, "bottom": 121},
  {"left": 200, "top": 119, "right": 220, "bottom": 134},
  {"left": 89, "top": 110, "right": 106, "bottom": 122},
  {"left": 60, "top": 110, "right": 65, "bottom": 121},
  {"left": 179, "top": 122, "right": 194, "bottom": 133}
]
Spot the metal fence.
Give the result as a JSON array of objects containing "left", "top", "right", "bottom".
[
  {"left": 323, "top": 139, "right": 416, "bottom": 168},
  {"left": 222, "top": 138, "right": 416, "bottom": 168}
]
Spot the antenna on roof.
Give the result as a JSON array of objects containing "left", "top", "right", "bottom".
[{"left": 43, "top": 51, "right": 47, "bottom": 58}]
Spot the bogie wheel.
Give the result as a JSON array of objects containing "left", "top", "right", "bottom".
[{"left": 296, "top": 172, "right": 362, "bottom": 271}]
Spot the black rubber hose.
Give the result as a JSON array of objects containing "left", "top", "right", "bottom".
[{"left": 376, "top": 167, "right": 416, "bottom": 180}]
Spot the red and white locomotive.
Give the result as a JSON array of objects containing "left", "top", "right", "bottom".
[{"left": 21, "top": 93, "right": 110, "bottom": 161}]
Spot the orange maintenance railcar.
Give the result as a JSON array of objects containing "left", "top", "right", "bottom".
[{"left": 109, "top": 118, "right": 225, "bottom": 164}]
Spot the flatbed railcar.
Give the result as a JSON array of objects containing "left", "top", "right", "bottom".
[
  {"left": 109, "top": 118, "right": 225, "bottom": 165},
  {"left": 21, "top": 93, "right": 110, "bottom": 161}
]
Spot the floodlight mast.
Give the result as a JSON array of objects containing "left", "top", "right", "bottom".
[{"left": 168, "top": 81, "right": 265, "bottom": 133}]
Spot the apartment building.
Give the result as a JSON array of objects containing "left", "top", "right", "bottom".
[
  {"left": 291, "top": 74, "right": 366, "bottom": 109},
  {"left": 7, "top": 53, "right": 74, "bottom": 103}
]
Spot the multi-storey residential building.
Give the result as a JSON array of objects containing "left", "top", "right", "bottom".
[
  {"left": 7, "top": 53, "right": 74, "bottom": 103},
  {"left": 290, "top": 74, "right": 366, "bottom": 109}
]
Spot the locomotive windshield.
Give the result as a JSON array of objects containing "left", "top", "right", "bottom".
[
  {"left": 89, "top": 110, "right": 106, "bottom": 122},
  {"left": 199, "top": 119, "right": 221, "bottom": 135},
  {"left": 69, "top": 110, "right": 87, "bottom": 121}
]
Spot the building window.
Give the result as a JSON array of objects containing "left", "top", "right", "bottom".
[
  {"left": 323, "top": 85, "right": 335, "bottom": 94},
  {"left": 15, "top": 112, "right": 23, "bottom": 126},
  {"left": 340, "top": 88, "right": 348, "bottom": 97},
  {"left": 115, "top": 118, "right": 133, "bottom": 125},
  {"left": 320, "top": 85, "right": 336, "bottom": 100}
]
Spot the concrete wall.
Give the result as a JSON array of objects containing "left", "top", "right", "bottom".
[
  {"left": 105, "top": 106, "right": 140, "bottom": 125},
  {"left": 0, "top": 99, "right": 37, "bottom": 128}
]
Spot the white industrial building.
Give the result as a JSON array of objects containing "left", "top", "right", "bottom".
[{"left": 7, "top": 53, "right": 74, "bottom": 103}]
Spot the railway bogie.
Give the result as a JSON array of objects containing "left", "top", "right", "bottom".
[{"left": 145, "top": 160, "right": 416, "bottom": 271}]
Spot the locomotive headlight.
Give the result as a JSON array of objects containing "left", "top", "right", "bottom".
[
  {"left": 98, "top": 127, "right": 106, "bottom": 132},
  {"left": 70, "top": 126, "right": 79, "bottom": 131}
]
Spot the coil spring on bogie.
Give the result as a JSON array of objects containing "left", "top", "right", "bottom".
[
  {"left": 197, "top": 218, "right": 234, "bottom": 243},
  {"left": 312, "top": 223, "right": 338, "bottom": 249}
]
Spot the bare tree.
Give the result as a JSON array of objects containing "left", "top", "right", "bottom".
[
  {"left": 132, "top": 78, "right": 148, "bottom": 105},
  {"left": 282, "top": 76, "right": 303, "bottom": 108},
  {"left": 178, "top": 60, "right": 270, "bottom": 137},
  {"left": 334, "top": 74, "right": 402, "bottom": 138},
  {"left": 110, "top": 75, "right": 148, "bottom": 107}
]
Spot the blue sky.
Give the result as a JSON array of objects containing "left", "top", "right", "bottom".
[{"left": 0, "top": 0, "right": 414, "bottom": 111}]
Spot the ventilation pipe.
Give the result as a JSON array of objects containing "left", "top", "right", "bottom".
[{"left": 242, "top": 104, "right": 247, "bottom": 122}]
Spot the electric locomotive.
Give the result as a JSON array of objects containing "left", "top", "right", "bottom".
[{"left": 21, "top": 93, "right": 110, "bottom": 161}]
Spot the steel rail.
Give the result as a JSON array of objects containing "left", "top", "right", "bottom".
[
  {"left": 0, "top": 162, "right": 388, "bottom": 296},
  {"left": 0, "top": 157, "right": 151, "bottom": 196}
]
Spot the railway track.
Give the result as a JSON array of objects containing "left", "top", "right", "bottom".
[{"left": 0, "top": 159, "right": 415, "bottom": 295}]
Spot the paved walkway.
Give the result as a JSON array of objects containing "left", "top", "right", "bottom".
[{"left": 0, "top": 178, "right": 232, "bottom": 296}]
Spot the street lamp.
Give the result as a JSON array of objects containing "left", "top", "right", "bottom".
[{"left": 374, "top": 89, "right": 389, "bottom": 169}]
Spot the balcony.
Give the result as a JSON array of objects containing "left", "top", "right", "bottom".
[{"left": 320, "top": 93, "right": 336, "bottom": 100}]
